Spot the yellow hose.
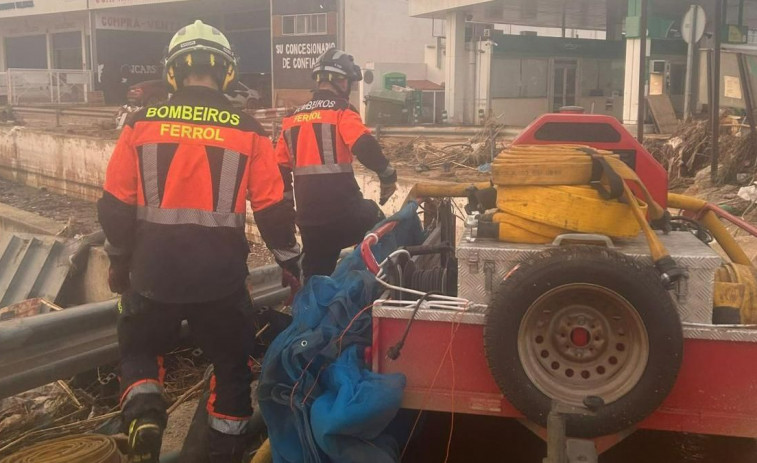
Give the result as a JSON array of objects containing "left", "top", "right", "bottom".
[
  {"left": 493, "top": 145, "right": 665, "bottom": 220},
  {"left": 488, "top": 212, "right": 568, "bottom": 244},
  {"left": 491, "top": 145, "right": 666, "bottom": 245},
  {"left": 408, "top": 181, "right": 491, "bottom": 199},
  {"left": 620, "top": 181, "right": 669, "bottom": 264},
  {"left": 667, "top": 193, "right": 752, "bottom": 266},
  {"left": 714, "top": 263, "right": 757, "bottom": 323},
  {"left": 0, "top": 435, "right": 122, "bottom": 463},
  {"left": 496, "top": 185, "right": 646, "bottom": 239},
  {"left": 250, "top": 439, "right": 272, "bottom": 463}
]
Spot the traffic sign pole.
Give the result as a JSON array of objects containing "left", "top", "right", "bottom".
[{"left": 683, "top": 5, "right": 706, "bottom": 120}]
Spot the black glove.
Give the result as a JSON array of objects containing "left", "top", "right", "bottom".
[
  {"left": 379, "top": 166, "right": 398, "bottom": 206},
  {"left": 108, "top": 255, "right": 131, "bottom": 294}
]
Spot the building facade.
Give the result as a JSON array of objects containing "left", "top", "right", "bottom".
[{"left": 0, "top": 0, "right": 434, "bottom": 108}]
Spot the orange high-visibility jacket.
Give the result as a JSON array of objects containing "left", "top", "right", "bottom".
[
  {"left": 276, "top": 90, "right": 391, "bottom": 226},
  {"left": 98, "top": 86, "right": 298, "bottom": 303}
]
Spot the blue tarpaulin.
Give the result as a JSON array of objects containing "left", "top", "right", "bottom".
[{"left": 258, "top": 203, "right": 425, "bottom": 463}]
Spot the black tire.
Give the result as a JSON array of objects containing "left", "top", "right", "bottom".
[{"left": 484, "top": 245, "right": 683, "bottom": 438}]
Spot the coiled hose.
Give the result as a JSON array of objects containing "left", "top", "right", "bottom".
[{"left": 0, "top": 435, "right": 123, "bottom": 463}]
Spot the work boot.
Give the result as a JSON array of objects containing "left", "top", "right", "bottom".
[
  {"left": 127, "top": 415, "right": 164, "bottom": 463},
  {"left": 208, "top": 428, "right": 252, "bottom": 463}
]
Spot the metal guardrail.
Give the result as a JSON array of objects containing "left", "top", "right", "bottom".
[
  {"left": 13, "top": 106, "right": 117, "bottom": 128},
  {"left": 13, "top": 106, "right": 115, "bottom": 118},
  {"left": 0, "top": 263, "right": 289, "bottom": 399}
]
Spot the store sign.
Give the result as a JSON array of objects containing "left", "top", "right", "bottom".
[
  {"left": 91, "top": 0, "right": 188, "bottom": 8},
  {"left": 96, "top": 13, "right": 183, "bottom": 33},
  {"left": 3, "top": 16, "right": 81, "bottom": 34},
  {"left": 0, "top": 1, "right": 34, "bottom": 12},
  {"left": 0, "top": 0, "right": 86, "bottom": 17},
  {"left": 272, "top": 36, "right": 337, "bottom": 89}
]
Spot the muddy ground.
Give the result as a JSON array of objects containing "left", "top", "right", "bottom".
[
  {"left": 161, "top": 399, "right": 199, "bottom": 455},
  {"left": 0, "top": 177, "right": 100, "bottom": 236}
]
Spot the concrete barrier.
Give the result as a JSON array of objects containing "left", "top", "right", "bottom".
[
  {"left": 0, "top": 202, "right": 65, "bottom": 236},
  {"left": 0, "top": 126, "right": 112, "bottom": 202}
]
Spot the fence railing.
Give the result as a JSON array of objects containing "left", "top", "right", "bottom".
[
  {"left": 0, "top": 72, "right": 7, "bottom": 101},
  {"left": 4, "top": 68, "right": 93, "bottom": 106}
]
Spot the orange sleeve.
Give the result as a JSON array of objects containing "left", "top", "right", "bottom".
[
  {"left": 248, "top": 135, "right": 285, "bottom": 212},
  {"left": 275, "top": 130, "right": 292, "bottom": 168},
  {"left": 103, "top": 125, "right": 139, "bottom": 205},
  {"left": 337, "top": 108, "right": 371, "bottom": 148}
]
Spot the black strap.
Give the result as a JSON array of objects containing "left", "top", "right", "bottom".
[{"left": 577, "top": 147, "right": 624, "bottom": 200}]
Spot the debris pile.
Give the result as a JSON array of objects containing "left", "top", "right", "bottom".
[
  {"left": 717, "top": 134, "right": 757, "bottom": 185},
  {"left": 644, "top": 119, "right": 757, "bottom": 186},
  {"left": 0, "top": 351, "right": 209, "bottom": 458},
  {"left": 380, "top": 137, "right": 486, "bottom": 172},
  {"left": 380, "top": 119, "right": 508, "bottom": 173},
  {"left": 644, "top": 120, "right": 711, "bottom": 181}
]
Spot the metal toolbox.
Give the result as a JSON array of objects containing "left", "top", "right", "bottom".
[{"left": 456, "top": 231, "right": 724, "bottom": 324}]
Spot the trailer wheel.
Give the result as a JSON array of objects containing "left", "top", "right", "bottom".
[{"left": 484, "top": 246, "right": 683, "bottom": 438}]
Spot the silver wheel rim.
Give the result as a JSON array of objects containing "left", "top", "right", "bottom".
[{"left": 517, "top": 284, "right": 649, "bottom": 406}]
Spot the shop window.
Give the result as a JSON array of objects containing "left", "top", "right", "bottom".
[
  {"left": 491, "top": 57, "right": 548, "bottom": 98},
  {"left": 749, "top": 29, "right": 757, "bottom": 45},
  {"left": 5, "top": 35, "right": 47, "bottom": 69},
  {"left": 580, "top": 58, "right": 624, "bottom": 98},
  {"left": 522, "top": 59, "right": 548, "bottom": 97},
  {"left": 282, "top": 13, "right": 327, "bottom": 36},
  {"left": 52, "top": 31, "right": 83, "bottom": 70},
  {"left": 312, "top": 14, "right": 326, "bottom": 34},
  {"left": 726, "top": 1, "right": 741, "bottom": 26},
  {"left": 282, "top": 15, "right": 295, "bottom": 35},
  {"left": 296, "top": 15, "right": 308, "bottom": 34}
]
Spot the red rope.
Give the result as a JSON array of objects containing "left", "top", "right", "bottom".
[
  {"left": 291, "top": 303, "right": 375, "bottom": 409},
  {"left": 400, "top": 318, "right": 463, "bottom": 461}
]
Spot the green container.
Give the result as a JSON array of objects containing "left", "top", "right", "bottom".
[
  {"left": 383, "top": 72, "right": 407, "bottom": 90},
  {"left": 365, "top": 90, "right": 409, "bottom": 125}
]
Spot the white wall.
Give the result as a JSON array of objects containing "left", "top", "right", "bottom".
[
  {"left": 491, "top": 98, "right": 549, "bottom": 127},
  {"left": 345, "top": 0, "right": 434, "bottom": 67}
]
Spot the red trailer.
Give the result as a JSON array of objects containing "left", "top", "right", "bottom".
[{"left": 366, "top": 112, "right": 757, "bottom": 461}]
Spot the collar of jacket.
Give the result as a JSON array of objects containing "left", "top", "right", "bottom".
[
  {"left": 171, "top": 85, "right": 231, "bottom": 107},
  {"left": 312, "top": 88, "right": 347, "bottom": 103}
]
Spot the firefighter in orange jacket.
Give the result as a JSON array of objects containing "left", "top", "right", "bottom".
[
  {"left": 97, "top": 21, "right": 300, "bottom": 463},
  {"left": 276, "top": 48, "right": 397, "bottom": 278}
]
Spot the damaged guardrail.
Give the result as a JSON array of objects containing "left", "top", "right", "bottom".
[{"left": 0, "top": 263, "right": 288, "bottom": 400}]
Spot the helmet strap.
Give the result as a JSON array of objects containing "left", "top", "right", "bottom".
[
  {"left": 330, "top": 81, "right": 351, "bottom": 99},
  {"left": 318, "top": 73, "right": 351, "bottom": 99}
]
